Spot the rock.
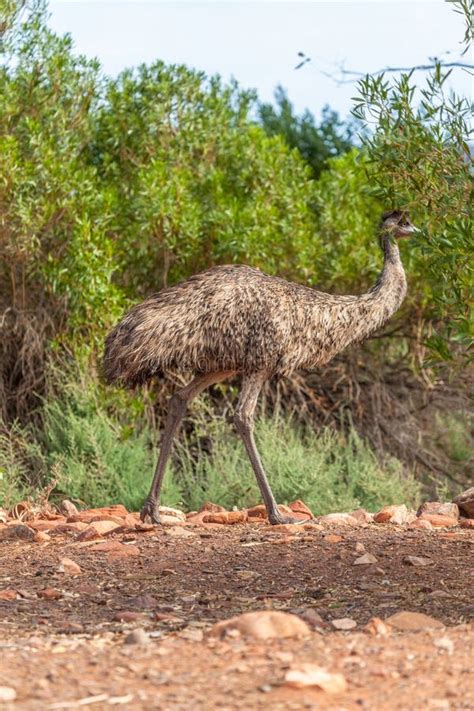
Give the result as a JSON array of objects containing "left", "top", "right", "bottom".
[
  {"left": 198, "top": 501, "right": 228, "bottom": 514},
  {"left": 288, "top": 500, "right": 314, "bottom": 519},
  {"left": 129, "top": 594, "right": 158, "bottom": 609},
  {"left": 295, "top": 608, "right": 327, "bottom": 629},
  {"left": 203, "top": 511, "right": 248, "bottom": 525},
  {"left": 409, "top": 518, "right": 433, "bottom": 530},
  {"left": 331, "top": 617, "right": 357, "bottom": 630},
  {"left": 355, "top": 542, "right": 365, "bottom": 553},
  {"left": 179, "top": 627, "right": 204, "bottom": 642},
  {"left": 164, "top": 526, "right": 196, "bottom": 538},
  {"left": 28, "top": 518, "right": 67, "bottom": 531},
  {"left": 209, "top": 611, "right": 310, "bottom": 640},
  {"left": 434, "top": 636, "right": 454, "bottom": 655},
  {"left": 108, "top": 544, "right": 140, "bottom": 559},
  {"left": 0, "top": 589, "right": 19, "bottom": 600},
  {"left": 58, "top": 557, "right": 82, "bottom": 575},
  {"left": 123, "top": 628, "right": 150, "bottom": 645},
  {"left": 453, "top": 487, "right": 474, "bottom": 518},
  {"left": 324, "top": 534, "right": 343, "bottom": 543},
  {"left": 270, "top": 524, "right": 306, "bottom": 534},
  {"left": 76, "top": 519, "right": 123, "bottom": 541},
  {"left": 349, "top": 508, "right": 374, "bottom": 523},
  {"left": 374, "top": 504, "right": 413, "bottom": 525},
  {"left": 0, "top": 524, "right": 35, "bottom": 541},
  {"left": 317, "top": 513, "right": 359, "bottom": 526},
  {"left": 37, "top": 587, "right": 62, "bottom": 600},
  {"left": 354, "top": 553, "right": 378, "bottom": 565},
  {"left": 364, "top": 617, "right": 391, "bottom": 636},
  {"left": 55, "top": 522, "right": 89, "bottom": 533},
  {"left": 113, "top": 611, "right": 145, "bottom": 622},
  {"left": 0, "top": 687, "right": 17, "bottom": 702},
  {"left": 34, "top": 531, "right": 51, "bottom": 543},
  {"left": 158, "top": 506, "right": 186, "bottom": 521},
  {"left": 90, "top": 540, "right": 140, "bottom": 557},
  {"left": 418, "top": 514, "right": 458, "bottom": 528},
  {"left": 60, "top": 500, "right": 79, "bottom": 517},
  {"left": 385, "top": 611, "right": 444, "bottom": 630},
  {"left": 460, "top": 518, "right": 474, "bottom": 529},
  {"left": 284, "top": 664, "right": 347, "bottom": 693},
  {"left": 68, "top": 505, "right": 129, "bottom": 523},
  {"left": 403, "top": 555, "right": 433, "bottom": 566},
  {"left": 417, "top": 502, "right": 459, "bottom": 519},
  {"left": 246, "top": 504, "right": 268, "bottom": 520}
]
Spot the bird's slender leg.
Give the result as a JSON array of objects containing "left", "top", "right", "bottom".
[
  {"left": 234, "top": 373, "right": 303, "bottom": 526},
  {"left": 141, "top": 370, "right": 236, "bottom": 524}
]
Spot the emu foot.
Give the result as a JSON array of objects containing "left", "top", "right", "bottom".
[
  {"left": 140, "top": 496, "right": 161, "bottom": 525},
  {"left": 268, "top": 513, "right": 309, "bottom": 526}
]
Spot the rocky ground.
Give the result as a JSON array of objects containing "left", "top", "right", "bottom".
[{"left": 0, "top": 493, "right": 473, "bottom": 710}]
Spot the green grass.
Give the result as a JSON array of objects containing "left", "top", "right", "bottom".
[{"left": 0, "top": 379, "right": 421, "bottom": 514}]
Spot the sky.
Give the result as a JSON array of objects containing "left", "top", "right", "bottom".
[{"left": 48, "top": 1, "right": 472, "bottom": 120}]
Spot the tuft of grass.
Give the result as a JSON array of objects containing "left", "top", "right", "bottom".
[
  {"left": 171, "top": 413, "right": 421, "bottom": 514},
  {"left": 0, "top": 378, "right": 420, "bottom": 514}
]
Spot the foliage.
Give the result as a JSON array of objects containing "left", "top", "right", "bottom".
[
  {"left": 352, "top": 63, "right": 473, "bottom": 357},
  {"left": 259, "top": 86, "right": 356, "bottom": 178},
  {"left": 0, "top": 378, "right": 420, "bottom": 513}
]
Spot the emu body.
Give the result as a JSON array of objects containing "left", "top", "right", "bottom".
[{"left": 104, "top": 211, "right": 415, "bottom": 525}]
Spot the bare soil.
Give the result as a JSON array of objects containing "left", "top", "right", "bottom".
[{"left": 0, "top": 523, "right": 473, "bottom": 710}]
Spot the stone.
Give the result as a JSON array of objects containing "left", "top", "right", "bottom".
[
  {"left": 129, "top": 594, "right": 158, "bottom": 609},
  {"left": 203, "top": 511, "right": 248, "bottom": 525},
  {"left": 113, "top": 611, "right": 145, "bottom": 622},
  {"left": 364, "top": 617, "right": 391, "bottom": 636},
  {"left": 124, "top": 628, "right": 150, "bottom": 645},
  {"left": 331, "top": 617, "right": 357, "bottom": 630},
  {"left": 354, "top": 553, "right": 378, "bottom": 565},
  {"left": 409, "top": 518, "right": 433, "bottom": 530},
  {"left": 317, "top": 513, "right": 359, "bottom": 526},
  {"left": 58, "top": 557, "right": 82, "bottom": 575},
  {"left": 60, "top": 500, "right": 79, "bottom": 517},
  {"left": 0, "top": 589, "right": 18, "bottom": 600},
  {"left": 288, "top": 500, "right": 314, "bottom": 519},
  {"left": 460, "top": 518, "right": 474, "bottom": 529},
  {"left": 403, "top": 555, "right": 433, "bottom": 566},
  {"left": 0, "top": 687, "right": 17, "bottom": 702},
  {"left": 385, "top": 611, "right": 444, "bottom": 631},
  {"left": 28, "top": 518, "right": 67, "bottom": 531},
  {"left": 355, "top": 542, "right": 365, "bottom": 553},
  {"left": 374, "top": 504, "right": 413, "bottom": 525},
  {"left": 67, "top": 505, "right": 129, "bottom": 523},
  {"left": 108, "top": 544, "right": 140, "bottom": 559},
  {"left": 209, "top": 611, "right": 310, "bottom": 640},
  {"left": 34, "top": 531, "right": 51, "bottom": 543},
  {"left": 37, "top": 587, "right": 62, "bottom": 600},
  {"left": 246, "top": 504, "right": 268, "bottom": 519},
  {"left": 324, "top": 534, "right": 343, "bottom": 543},
  {"left": 453, "top": 487, "right": 474, "bottom": 518},
  {"left": 434, "top": 636, "right": 454, "bottom": 655},
  {"left": 417, "top": 502, "right": 459, "bottom": 519},
  {"left": 198, "top": 501, "right": 227, "bottom": 514},
  {"left": 164, "top": 526, "right": 196, "bottom": 538},
  {"left": 158, "top": 505, "right": 186, "bottom": 521},
  {"left": 284, "top": 664, "right": 347, "bottom": 693},
  {"left": 270, "top": 524, "right": 306, "bottom": 534},
  {"left": 295, "top": 608, "right": 326, "bottom": 629},
  {"left": 418, "top": 514, "right": 458, "bottom": 528},
  {"left": 349, "top": 508, "right": 374, "bottom": 523},
  {"left": 0, "top": 524, "right": 35, "bottom": 541}
]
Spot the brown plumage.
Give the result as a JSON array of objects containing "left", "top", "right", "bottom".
[{"left": 104, "top": 210, "right": 417, "bottom": 525}]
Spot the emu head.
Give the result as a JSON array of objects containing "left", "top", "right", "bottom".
[{"left": 380, "top": 210, "right": 418, "bottom": 239}]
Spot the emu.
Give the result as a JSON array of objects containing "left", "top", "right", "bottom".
[{"left": 104, "top": 211, "right": 417, "bottom": 525}]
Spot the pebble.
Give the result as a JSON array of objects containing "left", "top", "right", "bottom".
[
  {"left": 209, "top": 611, "right": 310, "bottom": 640},
  {"left": 284, "top": 664, "right": 347, "bottom": 693},
  {"left": 0, "top": 524, "right": 35, "bottom": 541},
  {"left": 331, "top": 617, "right": 357, "bottom": 630},
  {"left": 403, "top": 555, "right": 433, "bottom": 566},
  {"left": 124, "top": 628, "right": 150, "bottom": 645},
  {"left": 364, "top": 617, "right": 391, "bottom": 636},
  {"left": 317, "top": 513, "right": 359, "bottom": 526},
  {"left": 453, "top": 487, "right": 474, "bottom": 518},
  {"left": 417, "top": 502, "right": 459, "bottom": 519},
  {"left": 374, "top": 504, "right": 414, "bottom": 525},
  {"left": 0, "top": 687, "right": 17, "bottom": 702},
  {"left": 354, "top": 553, "right": 378, "bottom": 565},
  {"left": 385, "top": 611, "right": 444, "bottom": 630},
  {"left": 58, "top": 557, "right": 82, "bottom": 575},
  {"left": 164, "top": 526, "right": 196, "bottom": 538},
  {"left": 418, "top": 514, "right": 458, "bottom": 528}
]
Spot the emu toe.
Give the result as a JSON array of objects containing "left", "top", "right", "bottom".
[
  {"left": 268, "top": 513, "right": 309, "bottom": 526},
  {"left": 140, "top": 497, "right": 161, "bottom": 525}
]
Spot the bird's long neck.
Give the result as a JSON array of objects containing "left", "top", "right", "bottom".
[
  {"left": 349, "top": 231, "right": 407, "bottom": 342},
  {"left": 311, "top": 232, "right": 407, "bottom": 362}
]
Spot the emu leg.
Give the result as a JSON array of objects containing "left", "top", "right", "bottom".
[
  {"left": 234, "top": 373, "right": 305, "bottom": 526},
  {"left": 141, "top": 370, "right": 235, "bottom": 524}
]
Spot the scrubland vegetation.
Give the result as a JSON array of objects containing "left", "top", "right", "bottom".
[{"left": 0, "top": 1, "right": 472, "bottom": 511}]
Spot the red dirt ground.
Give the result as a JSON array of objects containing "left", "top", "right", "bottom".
[{"left": 0, "top": 520, "right": 473, "bottom": 709}]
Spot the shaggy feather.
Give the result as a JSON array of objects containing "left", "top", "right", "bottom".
[{"left": 103, "top": 229, "right": 407, "bottom": 388}]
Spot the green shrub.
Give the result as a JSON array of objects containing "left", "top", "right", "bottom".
[{"left": 171, "top": 414, "right": 421, "bottom": 514}]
